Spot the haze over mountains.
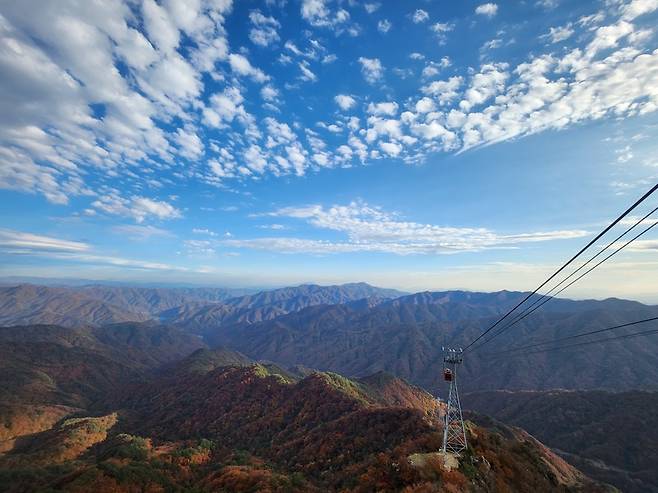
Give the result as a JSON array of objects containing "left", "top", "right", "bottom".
[
  {"left": 1, "top": 280, "right": 657, "bottom": 491},
  {"left": 0, "top": 282, "right": 404, "bottom": 327}
]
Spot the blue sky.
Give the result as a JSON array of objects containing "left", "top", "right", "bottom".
[{"left": 1, "top": 0, "right": 657, "bottom": 300}]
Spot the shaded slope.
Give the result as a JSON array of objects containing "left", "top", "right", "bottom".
[
  {"left": 168, "top": 346, "right": 254, "bottom": 376},
  {"left": 0, "top": 322, "right": 205, "bottom": 445},
  {"left": 464, "top": 389, "right": 658, "bottom": 493}
]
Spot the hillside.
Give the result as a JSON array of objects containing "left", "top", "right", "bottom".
[
  {"left": 463, "top": 389, "right": 658, "bottom": 493},
  {"left": 0, "top": 363, "right": 610, "bottom": 492},
  {"left": 0, "top": 321, "right": 205, "bottom": 449},
  {"left": 203, "top": 290, "right": 658, "bottom": 393}
]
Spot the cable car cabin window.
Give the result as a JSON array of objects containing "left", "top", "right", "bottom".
[{"left": 444, "top": 369, "right": 453, "bottom": 381}]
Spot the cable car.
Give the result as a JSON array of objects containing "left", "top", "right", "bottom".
[{"left": 444, "top": 368, "right": 453, "bottom": 381}]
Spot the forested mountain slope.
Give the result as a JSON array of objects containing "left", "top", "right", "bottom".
[
  {"left": 204, "top": 291, "right": 658, "bottom": 393},
  {"left": 464, "top": 389, "right": 658, "bottom": 493}
]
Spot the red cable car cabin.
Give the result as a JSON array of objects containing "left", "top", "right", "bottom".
[{"left": 444, "top": 368, "right": 453, "bottom": 381}]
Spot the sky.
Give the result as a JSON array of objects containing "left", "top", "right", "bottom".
[{"left": 0, "top": 0, "right": 657, "bottom": 301}]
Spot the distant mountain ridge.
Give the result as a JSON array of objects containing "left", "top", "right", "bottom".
[
  {"left": 203, "top": 289, "right": 658, "bottom": 393},
  {"left": 2, "top": 282, "right": 657, "bottom": 394},
  {"left": 0, "top": 282, "right": 407, "bottom": 329},
  {"left": 0, "top": 284, "right": 151, "bottom": 327}
]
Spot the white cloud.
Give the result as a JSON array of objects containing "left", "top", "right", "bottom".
[
  {"left": 301, "top": 0, "right": 330, "bottom": 25},
  {"left": 620, "top": 215, "right": 658, "bottom": 227},
  {"left": 261, "top": 84, "right": 279, "bottom": 102},
  {"left": 422, "top": 76, "right": 464, "bottom": 105},
  {"left": 298, "top": 60, "right": 317, "bottom": 82},
  {"left": 228, "top": 202, "right": 590, "bottom": 255},
  {"left": 611, "top": 239, "right": 658, "bottom": 252},
  {"left": 475, "top": 3, "right": 498, "bottom": 17},
  {"left": 358, "top": 57, "right": 384, "bottom": 83},
  {"left": 411, "top": 9, "right": 429, "bottom": 24},
  {"left": 379, "top": 141, "right": 402, "bottom": 156},
  {"left": 3, "top": 0, "right": 658, "bottom": 209},
  {"left": 228, "top": 53, "right": 269, "bottom": 83},
  {"left": 92, "top": 194, "right": 182, "bottom": 223},
  {"left": 415, "top": 97, "right": 436, "bottom": 113},
  {"left": 0, "top": 229, "right": 89, "bottom": 252},
  {"left": 365, "top": 117, "right": 403, "bottom": 142},
  {"left": 459, "top": 63, "right": 509, "bottom": 112},
  {"left": 264, "top": 117, "right": 296, "bottom": 145},
  {"left": 431, "top": 22, "right": 454, "bottom": 33},
  {"left": 545, "top": 24, "right": 575, "bottom": 43},
  {"left": 173, "top": 127, "right": 204, "bottom": 159},
  {"left": 113, "top": 224, "right": 173, "bottom": 240},
  {"left": 143, "top": 0, "right": 180, "bottom": 54},
  {"left": 586, "top": 20, "right": 636, "bottom": 58},
  {"left": 422, "top": 57, "right": 451, "bottom": 78},
  {"left": 243, "top": 145, "right": 268, "bottom": 174},
  {"left": 621, "top": 0, "right": 658, "bottom": 21},
  {"left": 128, "top": 197, "right": 182, "bottom": 222},
  {"left": 410, "top": 121, "right": 457, "bottom": 150},
  {"left": 192, "top": 228, "right": 218, "bottom": 236},
  {"left": 430, "top": 22, "right": 455, "bottom": 44},
  {"left": 536, "top": 0, "right": 559, "bottom": 9},
  {"left": 367, "top": 102, "right": 399, "bottom": 116},
  {"left": 249, "top": 10, "right": 281, "bottom": 47},
  {"left": 451, "top": 44, "right": 658, "bottom": 151},
  {"left": 615, "top": 145, "right": 634, "bottom": 163},
  {"left": 364, "top": 3, "right": 381, "bottom": 14},
  {"left": 286, "top": 144, "right": 307, "bottom": 175},
  {"left": 335, "top": 94, "right": 357, "bottom": 110},
  {"left": 300, "top": 0, "right": 352, "bottom": 32},
  {"left": 258, "top": 223, "right": 287, "bottom": 230},
  {"left": 0, "top": 227, "right": 191, "bottom": 271},
  {"left": 203, "top": 86, "right": 247, "bottom": 126},
  {"left": 0, "top": 0, "right": 233, "bottom": 203},
  {"left": 184, "top": 238, "right": 216, "bottom": 255},
  {"left": 378, "top": 19, "right": 392, "bottom": 33}
]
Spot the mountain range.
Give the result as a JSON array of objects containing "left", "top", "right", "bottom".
[
  {"left": 2, "top": 282, "right": 657, "bottom": 395},
  {"left": 1, "top": 281, "right": 657, "bottom": 491},
  {"left": 198, "top": 290, "right": 658, "bottom": 393},
  {"left": 0, "top": 282, "right": 405, "bottom": 328}
]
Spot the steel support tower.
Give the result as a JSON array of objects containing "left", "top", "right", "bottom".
[{"left": 441, "top": 348, "right": 467, "bottom": 455}]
